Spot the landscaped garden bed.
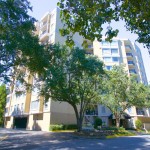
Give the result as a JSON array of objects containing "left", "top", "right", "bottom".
[{"left": 74, "top": 127, "right": 136, "bottom": 138}]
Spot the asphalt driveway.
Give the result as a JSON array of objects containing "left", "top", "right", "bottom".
[{"left": 0, "top": 128, "right": 150, "bottom": 150}]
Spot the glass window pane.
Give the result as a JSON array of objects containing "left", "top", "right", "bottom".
[
  {"left": 102, "top": 48, "right": 111, "bottom": 55},
  {"left": 102, "top": 41, "right": 110, "bottom": 46},
  {"left": 111, "top": 41, "right": 118, "bottom": 46},
  {"left": 112, "top": 57, "right": 119, "bottom": 62},
  {"left": 111, "top": 48, "right": 118, "bottom": 54},
  {"left": 103, "top": 57, "right": 111, "bottom": 62},
  {"left": 105, "top": 66, "right": 112, "bottom": 70}
]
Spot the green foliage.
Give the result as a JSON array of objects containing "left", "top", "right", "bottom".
[
  {"left": 135, "top": 119, "right": 143, "bottom": 130},
  {"left": 100, "top": 65, "right": 149, "bottom": 127},
  {"left": 94, "top": 117, "right": 102, "bottom": 129},
  {"left": 49, "top": 124, "right": 77, "bottom": 131},
  {"left": 0, "top": 85, "right": 7, "bottom": 126},
  {"left": 63, "top": 124, "right": 77, "bottom": 130},
  {"left": 58, "top": 0, "right": 150, "bottom": 48},
  {"left": 40, "top": 44, "right": 105, "bottom": 132},
  {"left": 0, "top": 0, "right": 48, "bottom": 82},
  {"left": 49, "top": 124, "right": 64, "bottom": 131}
]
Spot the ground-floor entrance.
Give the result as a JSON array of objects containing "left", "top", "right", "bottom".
[{"left": 14, "top": 117, "right": 28, "bottom": 129}]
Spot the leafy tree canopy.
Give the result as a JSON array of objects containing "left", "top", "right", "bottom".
[
  {"left": 39, "top": 44, "right": 105, "bottom": 131},
  {"left": 100, "top": 65, "right": 150, "bottom": 127},
  {"left": 0, "top": 0, "right": 49, "bottom": 82},
  {"left": 58, "top": 0, "right": 150, "bottom": 48}
]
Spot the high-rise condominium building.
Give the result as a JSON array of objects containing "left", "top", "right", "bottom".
[
  {"left": 4, "top": 8, "right": 150, "bottom": 131},
  {"left": 4, "top": 8, "right": 83, "bottom": 131},
  {"left": 84, "top": 38, "right": 149, "bottom": 129}
]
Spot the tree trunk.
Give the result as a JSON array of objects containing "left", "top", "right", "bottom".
[
  {"left": 71, "top": 104, "right": 83, "bottom": 132},
  {"left": 116, "top": 117, "right": 120, "bottom": 128}
]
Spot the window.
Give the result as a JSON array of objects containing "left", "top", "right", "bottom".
[
  {"left": 49, "top": 33, "right": 55, "bottom": 42},
  {"left": 128, "top": 107, "right": 132, "bottom": 113},
  {"left": 102, "top": 41, "right": 110, "bottom": 46},
  {"left": 136, "top": 108, "right": 145, "bottom": 115},
  {"left": 128, "top": 61, "right": 134, "bottom": 65},
  {"left": 112, "top": 57, "right": 119, "bottom": 62},
  {"left": 103, "top": 57, "right": 111, "bottom": 62},
  {"left": 11, "top": 106, "right": 13, "bottom": 113},
  {"left": 5, "top": 108, "right": 8, "bottom": 113},
  {"left": 125, "top": 45, "right": 132, "bottom": 49},
  {"left": 129, "top": 69, "right": 136, "bottom": 74},
  {"left": 111, "top": 41, "right": 118, "bottom": 46},
  {"left": 51, "top": 13, "right": 55, "bottom": 21},
  {"left": 88, "top": 45, "right": 93, "bottom": 48},
  {"left": 50, "top": 23, "right": 55, "bottom": 31},
  {"left": 105, "top": 66, "right": 112, "bottom": 70},
  {"left": 101, "top": 106, "right": 106, "bottom": 113},
  {"left": 126, "top": 53, "right": 133, "bottom": 57},
  {"left": 6, "top": 97, "right": 10, "bottom": 103},
  {"left": 111, "top": 48, "right": 118, "bottom": 55},
  {"left": 102, "top": 48, "right": 111, "bottom": 55},
  {"left": 30, "top": 100, "right": 39, "bottom": 110}
]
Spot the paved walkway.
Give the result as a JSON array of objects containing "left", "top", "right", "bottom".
[{"left": 0, "top": 128, "right": 150, "bottom": 150}]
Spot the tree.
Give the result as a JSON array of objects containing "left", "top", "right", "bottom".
[
  {"left": 0, "top": 85, "right": 7, "bottom": 126},
  {"left": 100, "top": 66, "right": 149, "bottom": 127},
  {"left": 40, "top": 44, "right": 105, "bottom": 132},
  {"left": 0, "top": 0, "right": 48, "bottom": 82},
  {"left": 58, "top": 0, "right": 150, "bottom": 48}
]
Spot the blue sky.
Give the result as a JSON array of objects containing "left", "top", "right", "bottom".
[{"left": 28, "top": 0, "right": 150, "bottom": 84}]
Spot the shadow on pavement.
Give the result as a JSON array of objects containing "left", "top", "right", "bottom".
[{"left": 0, "top": 129, "right": 150, "bottom": 150}]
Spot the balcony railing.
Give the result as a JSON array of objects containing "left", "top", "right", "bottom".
[
  {"left": 129, "top": 69, "right": 136, "bottom": 74},
  {"left": 126, "top": 53, "right": 133, "bottom": 57},
  {"left": 128, "top": 61, "right": 135, "bottom": 65}
]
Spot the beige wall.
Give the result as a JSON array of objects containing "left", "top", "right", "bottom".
[
  {"left": 50, "top": 101, "right": 76, "bottom": 125},
  {"left": 4, "top": 117, "right": 13, "bottom": 128},
  {"left": 27, "top": 112, "right": 50, "bottom": 131}
]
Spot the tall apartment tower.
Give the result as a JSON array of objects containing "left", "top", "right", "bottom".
[
  {"left": 85, "top": 38, "right": 149, "bottom": 129},
  {"left": 4, "top": 8, "right": 83, "bottom": 131}
]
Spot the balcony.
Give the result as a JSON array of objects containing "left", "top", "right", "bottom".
[
  {"left": 126, "top": 53, "right": 133, "bottom": 60},
  {"left": 126, "top": 53, "right": 133, "bottom": 57},
  {"left": 129, "top": 69, "right": 137, "bottom": 74},
  {"left": 128, "top": 61, "right": 135, "bottom": 68},
  {"left": 39, "top": 31, "right": 49, "bottom": 42},
  {"left": 125, "top": 45, "right": 132, "bottom": 52}
]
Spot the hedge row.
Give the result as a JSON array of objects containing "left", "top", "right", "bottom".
[{"left": 49, "top": 124, "right": 77, "bottom": 131}]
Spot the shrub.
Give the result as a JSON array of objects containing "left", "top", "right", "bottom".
[
  {"left": 94, "top": 117, "right": 102, "bottom": 129},
  {"left": 63, "top": 124, "right": 77, "bottom": 130},
  {"left": 135, "top": 119, "right": 143, "bottom": 130},
  {"left": 49, "top": 124, "right": 64, "bottom": 131},
  {"left": 49, "top": 124, "right": 77, "bottom": 131}
]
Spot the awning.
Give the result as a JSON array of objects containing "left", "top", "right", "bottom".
[{"left": 108, "top": 113, "right": 131, "bottom": 119}]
